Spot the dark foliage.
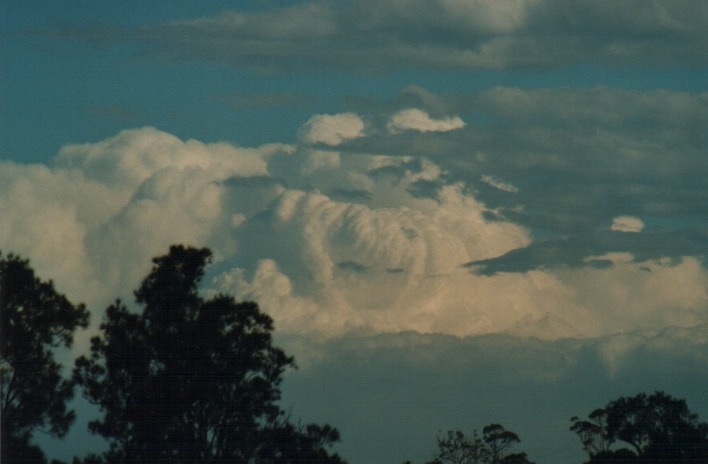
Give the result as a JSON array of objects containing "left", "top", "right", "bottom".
[
  {"left": 1, "top": 252, "right": 89, "bottom": 464},
  {"left": 429, "top": 423, "right": 534, "bottom": 464},
  {"left": 74, "top": 245, "right": 344, "bottom": 464},
  {"left": 571, "top": 391, "right": 708, "bottom": 463}
]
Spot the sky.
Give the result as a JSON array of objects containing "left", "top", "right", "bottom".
[{"left": 1, "top": 1, "right": 708, "bottom": 463}]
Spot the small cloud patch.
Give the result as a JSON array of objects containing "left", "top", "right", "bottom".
[
  {"left": 611, "top": 216, "right": 644, "bottom": 233},
  {"left": 387, "top": 109, "right": 465, "bottom": 134}
]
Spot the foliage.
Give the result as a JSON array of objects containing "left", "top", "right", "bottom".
[
  {"left": 1, "top": 252, "right": 89, "bottom": 463},
  {"left": 429, "top": 424, "right": 534, "bottom": 464},
  {"left": 74, "top": 245, "right": 344, "bottom": 463},
  {"left": 570, "top": 391, "right": 708, "bottom": 463}
]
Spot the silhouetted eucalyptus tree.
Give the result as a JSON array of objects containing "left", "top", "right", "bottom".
[
  {"left": 1, "top": 252, "right": 89, "bottom": 463},
  {"left": 571, "top": 391, "right": 708, "bottom": 463},
  {"left": 429, "top": 424, "right": 534, "bottom": 464},
  {"left": 74, "top": 245, "right": 344, "bottom": 463}
]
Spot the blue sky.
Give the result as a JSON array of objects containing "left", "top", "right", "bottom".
[{"left": 2, "top": 1, "right": 708, "bottom": 463}]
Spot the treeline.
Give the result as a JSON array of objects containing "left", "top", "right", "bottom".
[
  {"left": 1, "top": 246, "right": 707, "bottom": 464},
  {"left": 423, "top": 391, "right": 708, "bottom": 464}
]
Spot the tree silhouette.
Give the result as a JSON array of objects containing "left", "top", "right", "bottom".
[
  {"left": 1, "top": 252, "right": 89, "bottom": 463},
  {"left": 571, "top": 391, "right": 708, "bottom": 463},
  {"left": 429, "top": 424, "right": 534, "bottom": 464},
  {"left": 74, "top": 245, "right": 344, "bottom": 463}
]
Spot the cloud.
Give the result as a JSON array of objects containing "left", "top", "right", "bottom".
[
  {"left": 299, "top": 113, "right": 366, "bottom": 146},
  {"left": 611, "top": 215, "right": 645, "bottom": 232},
  {"left": 50, "top": 0, "right": 708, "bottom": 72},
  {"left": 387, "top": 109, "right": 465, "bottom": 134},
  {"left": 2, "top": 87, "right": 708, "bottom": 343},
  {"left": 0, "top": 128, "right": 289, "bottom": 306},
  {"left": 344, "top": 87, "right": 708, "bottom": 238},
  {"left": 2, "top": 114, "right": 706, "bottom": 342},
  {"left": 480, "top": 175, "right": 519, "bottom": 193}
]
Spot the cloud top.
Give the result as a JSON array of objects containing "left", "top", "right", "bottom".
[{"left": 299, "top": 113, "right": 366, "bottom": 146}]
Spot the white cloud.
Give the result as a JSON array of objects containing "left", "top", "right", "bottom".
[
  {"left": 217, "top": 183, "right": 533, "bottom": 336},
  {"left": 611, "top": 215, "right": 645, "bottom": 232},
  {"left": 480, "top": 175, "right": 519, "bottom": 193},
  {"left": 1, "top": 123, "right": 707, "bottom": 344},
  {"left": 387, "top": 108, "right": 465, "bottom": 133},
  {"left": 558, "top": 256, "right": 708, "bottom": 336},
  {"left": 299, "top": 113, "right": 365, "bottom": 146}
]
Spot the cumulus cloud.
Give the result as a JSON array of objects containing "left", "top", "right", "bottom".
[
  {"left": 2, "top": 117, "right": 706, "bottom": 342},
  {"left": 348, "top": 87, "right": 708, "bottom": 239},
  {"left": 0, "top": 128, "right": 290, "bottom": 305},
  {"left": 387, "top": 109, "right": 465, "bottom": 134},
  {"left": 2, "top": 88, "right": 708, "bottom": 344},
  {"left": 611, "top": 215, "right": 645, "bottom": 232},
  {"left": 299, "top": 113, "right": 366, "bottom": 146},
  {"left": 51, "top": 0, "right": 708, "bottom": 72}
]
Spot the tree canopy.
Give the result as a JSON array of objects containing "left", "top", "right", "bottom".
[
  {"left": 429, "top": 423, "right": 534, "bottom": 464},
  {"left": 1, "top": 252, "right": 89, "bottom": 463},
  {"left": 73, "top": 245, "right": 344, "bottom": 463},
  {"left": 570, "top": 391, "right": 708, "bottom": 463}
]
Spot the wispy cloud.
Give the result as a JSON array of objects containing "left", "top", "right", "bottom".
[{"left": 50, "top": 0, "right": 708, "bottom": 72}]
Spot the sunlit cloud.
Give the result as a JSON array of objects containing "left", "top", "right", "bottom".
[
  {"left": 387, "top": 108, "right": 465, "bottom": 134},
  {"left": 2, "top": 116, "right": 706, "bottom": 342},
  {"left": 611, "top": 215, "right": 645, "bottom": 232},
  {"left": 299, "top": 113, "right": 366, "bottom": 146}
]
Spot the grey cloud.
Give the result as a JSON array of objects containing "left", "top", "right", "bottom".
[
  {"left": 325, "top": 188, "right": 372, "bottom": 203},
  {"left": 222, "top": 175, "right": 286, "bottom": 189},
  {"left": 337, "top": 261, "right": 370, "bottom": 274},
  {"left": 344, "top": 87, "right": 708, "bottom": 239},
  {"left": 406, "top": 179, "right": 444, "bottom": 199},
  {"left": 49, "top": 0, "right": 708, "bottom": 72},
  {"left": 466, "top": 230, "right": 708, "bottom": 275},
  {"left": 366, "top": 158, "right": 427, "bottom": 182}
]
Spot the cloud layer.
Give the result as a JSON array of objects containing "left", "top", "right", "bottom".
[
  {"left": 53, "top": 0, "right": 708, "bottom": 72},
  {"left": 2, "top": 88, "right": 707, "bottom": 342}
]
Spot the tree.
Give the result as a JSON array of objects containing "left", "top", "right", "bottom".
[
  {"left": 430, "top": 424, "right": 534, "bottom": 464},
  {"left": 571, "top": 391, "right": 708, "bottom": 463},
  {"left": 74, "top": 245, "right": 344, "bottom": 463},
  {"left": 1, "top": 252, "right": 89, "bottom": 463},
  {"left": 570, "top": 408, "right": 611, "bottom": 457}
]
